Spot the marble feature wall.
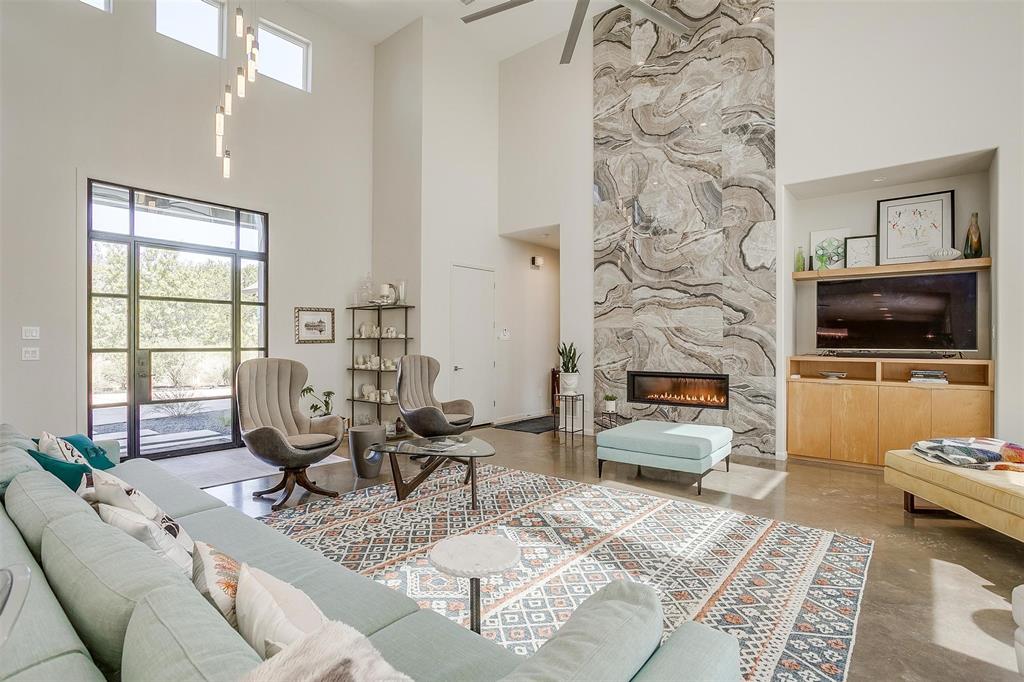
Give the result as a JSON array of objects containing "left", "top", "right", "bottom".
[{"left": 593, "top": 0, "right": 776, "bottom": 457}]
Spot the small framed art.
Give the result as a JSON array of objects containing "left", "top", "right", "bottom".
[
  {"left": 844, "top": 235, "right": 877, "bottom": 268},
  {"left": 809, "top": 228, "right": 857, "bottom": 270},
  {"left": 877, "top": 190, "right": 954, "bottom": 265},
  {"left": 294, "top": 307, "right": 335, "bottom": 344}
]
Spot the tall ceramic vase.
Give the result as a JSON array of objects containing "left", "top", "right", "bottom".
[{"left": 963, "top": 212, "right": 983, "bottom": 259}]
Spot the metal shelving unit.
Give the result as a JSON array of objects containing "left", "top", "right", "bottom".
[{"left": 346, "top": 304, "right": 414, "bottom": 429}]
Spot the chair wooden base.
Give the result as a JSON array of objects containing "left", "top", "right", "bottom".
[{"left": 253, "top": 466, "right": 339, "bottom": 511}]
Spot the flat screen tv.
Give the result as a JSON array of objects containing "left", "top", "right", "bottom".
[{"left": 816, "top": 272, "right": 978, "bottom": 352}]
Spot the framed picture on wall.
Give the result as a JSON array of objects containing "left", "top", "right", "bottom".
[
  {"left": 809, "top": 228, "right": 857, "bottom": 270},
  {"left": 876, "top": 190, "right": 954, "bottom": 264},
  {"left": 294, "top": 307, "right": 336, "bottom": 344},
  {"left": 844, "top": 235, "right": 877, "bottom": 268}
]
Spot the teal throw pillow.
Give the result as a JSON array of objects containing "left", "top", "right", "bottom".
[
  {"left": 62, "top": 434, "right": 115, "bottom": 470},
  {"left": 27, "top": 449, "right": 92, "bottom": 491},
  {"left": 31, "top": 433, "right": 114, "bottom": 470}
]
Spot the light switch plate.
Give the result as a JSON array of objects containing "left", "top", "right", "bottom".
[
  {"left": 499, "top": 328, "right": 512, "bottom": 341},
  {"left": 21, "top": 326, "right": 39, "bottom": 340},
  {"left": 22, "top": 347, "right": 40, "bottom": 361}
]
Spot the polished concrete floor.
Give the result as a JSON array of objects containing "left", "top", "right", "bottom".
[{"left": 205, "top": 427, "right": 1024, "bottom": 681}]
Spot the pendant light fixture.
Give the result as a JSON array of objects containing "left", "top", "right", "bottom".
[
  {"left": 215, "top": 133, "right": 224, "bottom": 158},
  {"left": 251, "top": 39, "right": 259, "bottom": 67},
  {"left": 236, "top": 67, "right": 246, "bottom": 98},
  {"left": 224, "top": 84, "right": 232, "bottom": 115},
  {"left": 215, "top": 105, "right": 225, "bottom": 136},
  {"left": 247, "top": 49, "right": 256, "bottom": 82},
  {"left": 246, "top": 26, "right": 254, "bottom": 53},
  {"left": 223, "top": 150, "right": 231, "bottom": 179},
  {"left": 235, "top": 8, "right": 244, "bottom": 38}
]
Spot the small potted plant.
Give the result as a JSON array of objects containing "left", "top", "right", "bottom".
[
  {"left": 603, "top": 393, "right": 618, "bottom": 413},
  {"left": 558, "top": 342, "right": 580, "bottom": 394}
]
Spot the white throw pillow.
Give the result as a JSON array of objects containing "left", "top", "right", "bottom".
[
  {"left": 193, "top": 541, "right": 241, "bottom": 627},
  {"left": 97, "top": 503, "right": 194, "bottom": 572},
  {"left": 91, "top": 469, "right": 164, "bottom": 521},
  {"left": 39, "top": 431, "right": 90, "bottom": 466},
  {"left": 240, "top": 621, "right": 412, "bottom": 682},
  {"left": 235, "top": 564, "right": 327, "bottom": 658}
]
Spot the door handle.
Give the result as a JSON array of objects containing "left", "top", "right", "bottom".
[{"left": 453, "top": 365, "right": 464, "bottom": 371}]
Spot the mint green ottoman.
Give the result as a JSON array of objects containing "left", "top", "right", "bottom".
[{"left": 596, "top": 421, "right": 732, "bottom": 494}]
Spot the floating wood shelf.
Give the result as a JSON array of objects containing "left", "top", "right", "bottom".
[{"left": 791, "top": 257, "right": 991, "bottom": 281}]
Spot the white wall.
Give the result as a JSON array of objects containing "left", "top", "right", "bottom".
[
  {"left": 498, "top": 28, "right": 593, "bottom": 428},
  {"left": 776, "top": 0, "right": 1024, "bottom": 444},
  {"left": 496, "top": 241, "right": 560, "bottom": 422},
  {"left": 0, "top": 0, "right": 374, "bottom": 434}
]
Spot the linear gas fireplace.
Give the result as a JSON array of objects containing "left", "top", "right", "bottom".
[{"left": 627, "top": 371, "right": 730, "bottom": 410}]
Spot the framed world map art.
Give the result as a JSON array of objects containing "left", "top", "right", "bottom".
[{"left": 877, "top": 190, "right": 954, "bottom": 264}]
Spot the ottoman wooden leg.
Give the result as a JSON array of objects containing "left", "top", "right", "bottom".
[
  {"left": 726, "top": 455, "right": 730, "bottom": 472},
  {"left": 597, "top": 459, "right": 604, "bottom": 477}
]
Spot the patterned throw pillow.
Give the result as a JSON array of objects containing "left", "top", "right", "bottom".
[
  {"left": 235, "top": 564, "right": 327, "bottom": 658},
  {"left": 38, "top": 431, "right": 91, "bottom": 466},
  {"left": 97, "top": 504, "right": 194, "bottom": 572},
  {"left": 92, "top": 469, "right": 166, "bottom": 521},
  {"left": 27, "top": 449, "right": 93, "bottom": 493},
  {"left": 240, "top": 621, "right": 412, "bottom": 682},
  {"left": 193, "top": 541, "right": 241, "bottom": 627}
]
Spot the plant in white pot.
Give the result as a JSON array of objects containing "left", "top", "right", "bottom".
[
  {"left": 603, "top": 394, "right": 618, "bottom": 413},
  {"left": 558, "top": 342, "right": 580, "bottom": 394}
]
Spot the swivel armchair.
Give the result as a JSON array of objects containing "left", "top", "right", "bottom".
[
  {"left": 397, "top": 355, "right": 474, "bottom": 437},
  {"left": 236, "top": 358, "right": 342, "bottom": 510}
]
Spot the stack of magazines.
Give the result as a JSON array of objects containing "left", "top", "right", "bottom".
[{"left": 909, "top": 369, "right": 948, "bottom": 384}]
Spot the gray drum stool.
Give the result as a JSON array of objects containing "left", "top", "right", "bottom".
[{"left": 349, "top": 425, "right": 386, "bottom": 478}]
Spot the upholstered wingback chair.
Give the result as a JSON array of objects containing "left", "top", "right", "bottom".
[
  {"left": 236, "top": 358, "right": 343, "bottom": 509},
  {"left": 397, "top": 355, "right": 474, "bottom": 437}
]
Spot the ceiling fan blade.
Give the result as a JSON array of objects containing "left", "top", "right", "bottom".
[
  {"left": 560, "top": 0, "right": 591, "bottom": 64},
  {"left": 618, "top": 0, "right": 690, "bottom": 38},
  {"left": 461, "top": 0, "right": 535, "bottom": 24}
]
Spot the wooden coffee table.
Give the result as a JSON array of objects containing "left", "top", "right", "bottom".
[{"left": 369, "top": 435, "right": 495, "bottom": 509}]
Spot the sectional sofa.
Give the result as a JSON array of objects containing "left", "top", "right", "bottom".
[{"left": 0, "top": 423, "right": 740, "bottom": 681}]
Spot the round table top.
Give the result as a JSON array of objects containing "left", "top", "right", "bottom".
[{"left": 429, "top": 534, "right": 520, "bottom": 578}]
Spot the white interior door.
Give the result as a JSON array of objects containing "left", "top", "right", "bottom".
[{"left": 450, "top": 264, "right": 496, "bottom": 425}]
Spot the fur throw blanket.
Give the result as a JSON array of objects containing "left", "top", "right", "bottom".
[
  {"left": 242, "top": 621, "right": 413, "bottom": 682},
  {"left": 912, "top": 437, "right": 1024, "bottom": 472}
]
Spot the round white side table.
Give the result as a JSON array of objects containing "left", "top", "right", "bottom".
[{"left": 429, "top": 534, "right": 519, "bottom": 633}]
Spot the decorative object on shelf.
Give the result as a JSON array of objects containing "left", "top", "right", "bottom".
[
  {"left": 395, "top": 417, "right": 407, "bottom": 435},
  {"left": 794, "top": 246, "right": 806, "bottom": 272},
  {"left": 370, "top": 355, "right": 381, "bottom": 369},
  {"left": 358, "top": 273, "right": 374, "bottom": 304},
  {"left": 877, "top": 190, "right": 954, "bottom": 265},
  {"left": 380, "top": 389, "right": 393, "bottom": 404},
  {"left": 844, "top": 236, "right": 877, "bottom": 268},
  {"left": 385, "top": 421, "right": 397, "bottom": 437},
  {"left": 294, "top": 307, "right": 336, "bottom": 344},
  {"left": 603, "top": 394, "right": 618, "bottom": 413},
  {"left": 809, "top": 228, "right": 856, "bottom": 270},
  {"left": 530, "top": 256, "right": 545, "bottom": 269},
  {"left": 370, "top": 325, "right": 381, "bottom": 338},
  {"left": 355, "top": 413, "right": 375, "bottom": 426},
  {"left": 963, "top": 211, "right": 983, "bottom": 259},
  {"left": 384, "top": 326, "right": 398, "bottom": 339},
  {"left": 397, "top": 280, "right": 407, "bottom": 304},
  {"left": 929, "top": 247, "right": 963, "bottom": 262},
  {"left": 379, "top": 283, "right": 399, "bottom": 305},
  {"left": 357, "top": 322, "right": 368, "bottom": 338},
  {"left": 818, "top": 371, "right": 847, "bottom": 380},
  {"left": 361, "top": 383, "right": 377, "bottom": 400},
  {"left": 558, "top": 342, "right": 581, "bottom": 394},
  {"left": 299, "top": 385, "right": 336, "bottom": 416}
]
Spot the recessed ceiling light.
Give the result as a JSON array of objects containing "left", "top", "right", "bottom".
[
  {"left": 872, "top": 293, "right": 883, "bottom": 297},
  {"left": 878, "top": 307, "right": 889, "bottom": 311},
  {"left": 872, "top": 176, "right": 887, "bottom": 182}
]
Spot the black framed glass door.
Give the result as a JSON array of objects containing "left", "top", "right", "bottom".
[{"left": 87, "top": 180, "right": 268, "bottom": 459}]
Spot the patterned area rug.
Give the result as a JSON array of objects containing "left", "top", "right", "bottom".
[{"left": 261, "top": 464, "right": 873, "bottom": 681}]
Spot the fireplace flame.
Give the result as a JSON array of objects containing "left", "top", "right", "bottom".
[{"left": 645, "top": 392, "right": 727, "bottom": 405}]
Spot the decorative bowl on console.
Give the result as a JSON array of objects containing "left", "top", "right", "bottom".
[{"left": 929, "top": 247, "right": 962, "bottom": 261}]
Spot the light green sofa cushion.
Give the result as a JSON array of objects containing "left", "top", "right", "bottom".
[
  {"left": 0, "top": 505, "right": 102, "bottom": 681},
  {"left": 122, "top": 583, "right": 261, "bottom": 682},
  {"left": 1, "top": 423, "right": 36, "bottom": 451},
  {"left": 631, "top": 621, "right": 741, "bottom": 682},
  {"left": 595, "top": 421, "right": 732, "bottom": 459},
  {"left": 501, "top": 580, "right": 663, "bottom": 682},
  {"left": 5, "top": 470, "right": 96, "bottom": 558},
  {"left": 369, "top": 609, "right": 522, "bottom": 682},
  {"left": 2, "top": 652, "right": 105, "bottom": 682},
  {"left": 110, "top": 457, "right": 225, "bottom": 518},
  {"left": 0, "top": 445, "right": 42, "bottom": 497},
  {"left": 40, "top": 512, "right": 193, "bottom": 677},
  {"left": 179, "top": 506, "right": 419, "bottom": 635}
]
